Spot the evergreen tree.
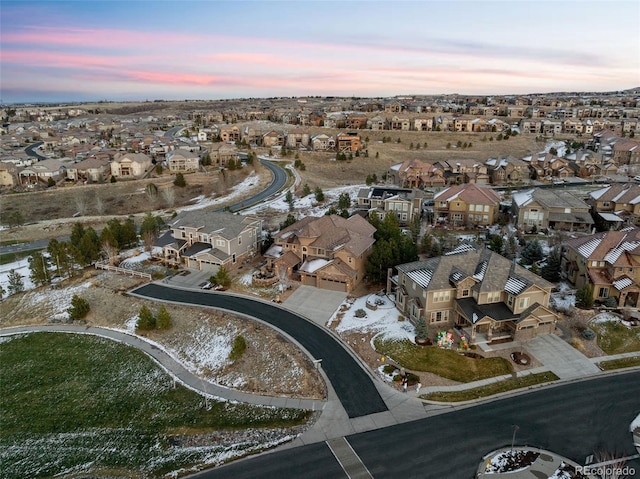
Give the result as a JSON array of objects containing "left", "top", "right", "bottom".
[
  {"left": 575, "top": 283, "right": 594, "bottom": 309},
  {"left": 28, "top": 251, "right": 51, "bottom": 286},
  {"left": 214, "top": 266, "right": 231, "bottom": 288},
  {"left": 285, "top": 190, "right": 294, "bottom": 211},
  {"left": 541, "top": 248, "right": 561, "bottom": 282},
  {"left": 173, "top": 172, "right": 187, "bottom": 187},
  {"left": 521, "top": 240, "right": 544, "bottom": 265},
  {"left": 503, "top": 236, "right": 517, "bottom": 260},
  {"left": 488, "top": 235, "right": 504, "bottom": 254},
  {"left": 156, "top": 305, "right": 172, "bottom": 330},
  {"left": 67, "top": 294, "right": 90, "bottom": 321},
  {"left": 279, "top": 213, "right": 296, "bottom": 230},
  {"left": 337, "top": 192, "right": 351, "bottom": 210},
  {"left": 314, "top": 187, "right": 325, "bottom": 202},
  {"left": 137, "top": 305, "right": 156, "bottom": 330},
  {"left": 415, "top": 316, "right": 429, "bottom": 341},
  {"left": 7, "top": 269, "right": 24, "bottom": 295},
  {"left": 302, "top": 183, "right": 311, "bottom": 196}
]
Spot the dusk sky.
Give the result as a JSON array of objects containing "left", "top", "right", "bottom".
[{"left": 1, "top": 0, "right": 639, "bottom": 103}]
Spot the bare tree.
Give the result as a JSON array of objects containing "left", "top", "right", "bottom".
[
  {"left": 94, "top": 194, "right": 106, "bottom": 215},
  {"left": 146, "top": 182, "right": 159, "bottom": 207},
  {"left": 100, "top": 240, "right": 119, "bottom": 265},
  {"left": 142, "top": 230, "right": 156, "bottom": 252},
  {"left": 74, "top": 192, "right": 89, "bottom": 216},
  {"left": 162, "top": 187, "right": 176, "bottom": 208},
  {"left": 591, "top": 450, "right": 632, "bottom": 479}
]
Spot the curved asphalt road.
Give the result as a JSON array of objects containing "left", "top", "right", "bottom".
[
  {"left": 222, "top": 158, "right": 287, "bottom": 213},
  {"left": 25, "top": 141, "right": 46, "bottom": 160},
  {"left": 194, "top": 370, "right": 640, "bottom": 479},
  {"left": 130, "top": 283, "right": 388, "bottom": 418}
]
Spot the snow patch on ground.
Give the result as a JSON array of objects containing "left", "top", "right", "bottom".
[
  {"left": 0, "top": 258, "right": 35, "bottom": 293},
  {"left": 25, "top": 281, "right": 93, "bottom": 321},
  {"left": 328, "top": 294, "right": 415, "bottom": 342},
  {"left": 591, "top": 312, "right": 622, "bottom": 324},
  {"left": 550, "top": 283, "right": 576, "bottom": 311},
  {"left": 178, "top": 172, "right": 260, "bottom": 212}
]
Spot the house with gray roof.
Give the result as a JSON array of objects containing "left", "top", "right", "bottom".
[
  {"left": 388, "top": 248, "right": 558, "bottom": 344},
  {"left": 155, "top": 209, "right": 262, "bottom": 272},
  {"left": 512, "top": 188, "right": 593, "bottom": 232}
]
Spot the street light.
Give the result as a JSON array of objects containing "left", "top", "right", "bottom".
[{"left": 511, "top": 425, "right": 519, "bottom": 452}]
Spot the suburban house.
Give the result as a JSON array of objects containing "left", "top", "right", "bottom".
[
  {"left": 66, "top": 157, "right": 110, "bottom": 182},
  {"left": 435, "top": 159, "right": 490, "bottom": 185},
  {"left": 286, "top": 129, "right": 310, "bottom": 149},
  {"left": 262, "top": 130, "right": 285, "bottom": 148},
  {"left": 264, "top": 214, "right": 376, "bottom": 293},
  {"left": 19, "top": 159, "right": 66, "bottom": 185},
  {"left": 167, "top": 149, "right": 200, "bottom": 172},
  {"left": 433, "top": 183, "right": 501, "bottom": 226},
  {"left": 219, "top": 126, "right": 240, "bottom": 142},
  {"left": 387, "top": 159, "right": 446, "bottom": 188},
  {"left": 0, "top": 162, "right": 18, "bottom": 187},
  {"left": 110, "top": 152, "right": 152, "bottom": 178},
  {"left": 388, "top": 248, "right": 558, "bottom": 344},
  {"left": 356, "top": 186, "right": 425, "bottom": 225},
  {"left": 485, "top": 157, "right": 529, "bottom": 185},
  {"left": 207, "top": 142, "right": 239, "bottom": 166},
  {"left": 561, "top": 227, "right": 640, "bottom": 307},
  {"left": 588, "top": 183, "right": 640, "bottom": 225},
  {"left": 154, "top": 210, "right": 262, "bottom": 272},
  {"left": 310, "top": 133, "right": 335, "bottom": 151},
  {"left": 512, "top": 188, "right": 594, "bottom": 232},
  {"left": 335, "top": 131, "right": 362, "bottom": 152}
]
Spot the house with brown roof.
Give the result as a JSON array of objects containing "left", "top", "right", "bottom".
[
  {"left": 388, "top": 248, "right": 558, "bottom": 344},
  {"left": 154, "top": 210, "right": 262, "bottom": 272},
  {"left": 262, "top": 130, "right": 285, "bottom": 148},
  {"left": 285, "top": 129, "right": 310, "bottom": 149},
  {"left": 264, "top": 214, "right": 376, "bottom": 292},
  {"left": 336, "top": 131, "right": 362, "bottom": 152},
  {"left": 19, "top": 159, "right": 66, "bottom": 185},
  {"left": 561, "top": 227, "right": 640, "bottom": 307},
  {"left": 219, "top": 125, "right": 240, "bottom": 142},
  {"left": 433, "top": 183, "right": 501, "bottom": 227},
  {"left": 207, "top": 142, "right": 239, "bottom": 167},
  {"left": 512, "top": 188, "right": 594, "bottom": 232},
  {"left": 588, "top": 183, "right": 640, "bottom": 226},
  {"left": 611, "top": 139, "right": 640, "bottom": 165},
  {"left": 387, "top": 159, "right": 445, "bottom": 188},
  {"left": 310, "top": 133, "right": 335, "bottom": 151},
  {"left": 110, "top": 152, "right": 152, "bottom": 178},
  {"left": 66, "top": 157, "right": 110, "bottom": 183}
]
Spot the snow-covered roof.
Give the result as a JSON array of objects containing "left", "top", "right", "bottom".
[
  {"left": 504, "top": 276, "right": 529, "bottom": 295},
  {"left": 613, "top": 277, "right": 634, "bottom": 290},
  {"left": 512, "top": 189, "right": 534, "bottom": 207},
  {"left": 577, "top": 237, "right": 602, "bottom": 257},
  {"left": 406, "top": 269, "right": 433, "bottom": 288},
  {"left": 473, "top": 260, "right": 488, "bottom": 281},
  {"left": 299, "top": 258, "right": 330, "bottom": 273}
]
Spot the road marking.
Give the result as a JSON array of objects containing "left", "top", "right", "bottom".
[
  {"left": 327, "top": 437, "right": 373, "bottom": 479},
  {"left": 585, "top": 454, "right": 594, "bottom": 465}
]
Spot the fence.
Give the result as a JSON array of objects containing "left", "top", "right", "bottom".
[{"left": 95, "top": 262, "right": 152, "bottom": 280}]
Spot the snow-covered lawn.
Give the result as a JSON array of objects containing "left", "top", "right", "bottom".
[
  {"left": 550, "top": 283, "right": 575, "bottom": 311},
  {"left": 178, "top": 172, "right": 261, "bottom": 212},
  {"left": 328, "top": 293, "right": 415, "bottom": 343}
]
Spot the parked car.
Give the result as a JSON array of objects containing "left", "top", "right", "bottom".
[
  {"left": 633, "top": 175, "right": 640, "bottom": 182},
  {"left": 199, "top": 281, "right": 212, "bottom": 290}
]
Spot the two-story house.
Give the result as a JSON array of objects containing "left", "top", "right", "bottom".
[
  {"left": 310, "top": 133, "right": 335, "bottom": 151},
  {"left": 588, "top": 183, "right": 640, "bottom": 225},
  {"left": 562, "top": 227, "right": 640, "bottom": 307},
  {"left": 335, "top": 132, "right": 362, "bottom": 152},
  {"left": 433, "top": 183, "right": 501, "bottom": 226},
  {"left": 155, "top": 210, "right": 262, "bottom": 272},
  {"left": 512, "top": 188, "right": 594, "bottom": 232},
  {"left": 167, "top": 149, "right": 200, "bottom": 172},
  {"left": 387, "top": 159, "right": 445, "bottom": 188},
  {"left": 110, "top": 152, "right": 152, "bottom": 178},
  {"left": 388, "top": 248, "right": 558, "bottom": 344},
  {"left": 356, "top": 186, "right": 425, "bottom": 225},
  {"left": 264, "top": 214, "right": 375, "bottom": 293}
]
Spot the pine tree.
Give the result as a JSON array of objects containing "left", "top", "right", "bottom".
[
  {"left": 156, "top": 305, "right": 172, "bottom": 330},
  {"left": 576, "top": 284, "right": 594, "bottom": 309},
  {"left": 137, "top": 305, "right": 156, "bottom": 330},
  {"left": 415, "top": 316, "right": 429, "bottom": 341},
  {"left": 68, "top": 294, "right": 90, "bottom": 321},
  {"left": 173, "top": 172, "right": 186, "bottom": 187},
  {"left": 541, "top": 248, "right": 561, "bottom": 282},
  {"left": 29, "top": 251, "right": 51, "bottom": 286},
  {"left": 7, "top": 269, "right": 24, "bottom": 295},
  {"left": 215, "top": 266, "right": 231, "bottom": 288},
  {"left": 285, "top": 190, "right": 294, "bottom": 211}
]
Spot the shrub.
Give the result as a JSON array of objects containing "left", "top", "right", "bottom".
[
  {"left": 67, "top": 295, "right": 90, "bottom": 321},
  {"left": 156, "top": 305, "right": 172, "bottom": 330},
  {"left": 354, "top": 309, "right": 367, "bottom": 318},
  {"left": 604, "top": 297, "right": 618, "bottom": 308},
  {"left": 229, "top": 335, "right": 247, "bottom": 361},
  {"left": 136, "top": 305, "right": 156, "bottom": 331}
]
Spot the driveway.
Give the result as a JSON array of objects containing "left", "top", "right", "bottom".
[
  {"left": 526, "top": 333, "right": 601, "bottom": 379},
  {"left": 283, "top": 286, "right": 346, "bottom": 326}
]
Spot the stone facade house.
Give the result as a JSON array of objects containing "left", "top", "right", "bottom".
[
  {"left": 388, "top": 248, "right": 558, "bottom": 344},
  {"left": 66, "top": 157, "right": 110, "bottom": 182},
  {"left": 167, "top": 149, "right": 200, "bottom": 172},
  {"left": 264, "top": 214, "right": 376, "bottom": 293},
  {"left": 433, "top": 183, "right": 500, "bottom": 226},
  {"left": 155, "top": 210, "right": 262, "bottom": 272},
  {"left": 562, "top": 227, "right": 640, "bottom": 307}
]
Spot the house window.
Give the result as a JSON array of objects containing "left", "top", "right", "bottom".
[
  {"left": 216, "top": 239, "right": 225, "bottom": 247},
  {"left": 461, "top": 289, "right": 470, "bottom": 297},
  {"left": 433, "top": 291, "right": 451, "bottom": 303},
  {"left": 232, "top": 253, "right": 236, "bottom": 264},
  {"left": 348, "top": 257, "right": 352, "bottom": 263},
  {"left": 430, "top": 310, "right": 449, "bottom": 323},
  {"left": 598, "top": 287, "right": 609, "bottom": 298},
  {"left": 507, "top": 295, "right": 514, "bottom": 307},
  {"left": 602, "top": 202, "right": 610, "bottom": 207},
  {"left": 452, "top": 213, "right": 463, "bottom": 222},
  {"left": 518, "top": 297, "right": 530, "bottom": 309},
  {"left": 238, "top": 236, "right": 242, "bottom": 245},
  {"left": 487, "top": 291, "right": 501, "bottom": 303}
]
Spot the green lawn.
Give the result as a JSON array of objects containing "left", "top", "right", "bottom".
[
  {"left": 0, "top": 248, "right": 41, "bottom": 265},
  {"left": 423, "top": 372, "right": 559, "bottom": 402},
  {"left": 0, "top": 332, "right": 311, "bottom": 478},
  {"left": 598, "top": 356, "right": 640, "bottom": 371},
  {"left": 592, "top": 321, "right": 640, "bottom": 355},
  {"left": 374, "top": 338, "right": 513, "bottom": 383}
]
